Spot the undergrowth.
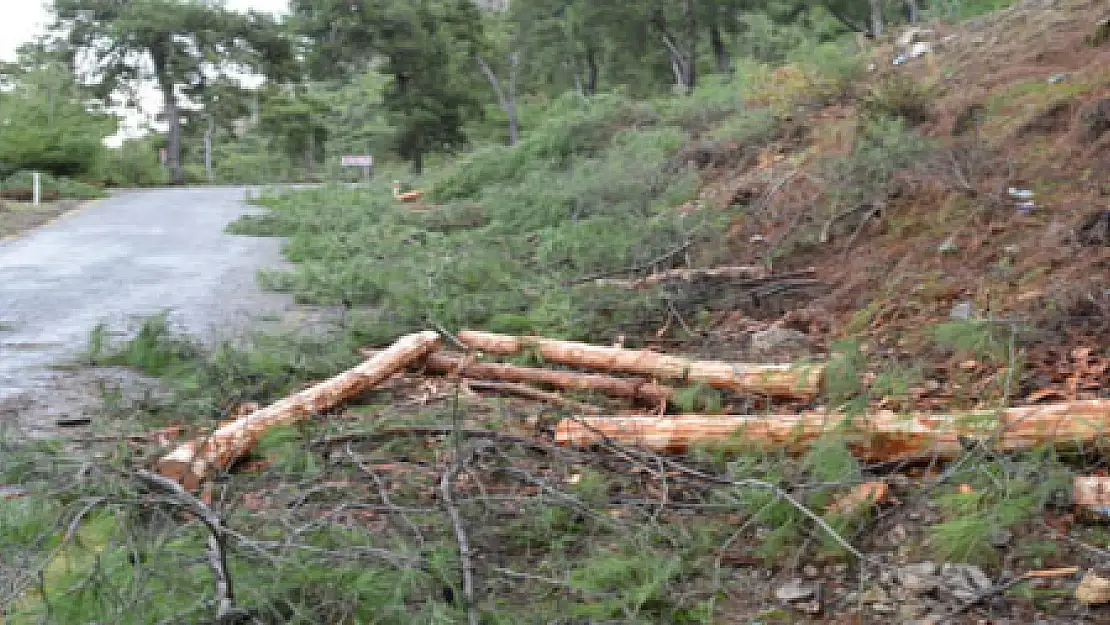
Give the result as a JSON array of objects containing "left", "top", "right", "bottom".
[{"left": 230, "top": 76, "right": 809, "bottom": 344}]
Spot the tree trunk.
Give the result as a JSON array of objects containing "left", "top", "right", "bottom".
[
  {"left": 905, "top": 0, "right": 919, "bottom": 24},
  {"left": 683, "top": 0, "right": 698, "bottom": 92},
  {"left": 554, "top": 400, "right": 1110, "bottom": 461},
  {"left": 456, "top": 330, "right": 823, "bottom": 399},
  {"left": 410, "top": 351, "right": 676, "bottom": 405},
  {"left": 506, "top": 53, "right": 520, "bottom": 146},
  {"left": 709, "top": 24, "right": 730, "bottom": 74},
  {"left": 161, "top": 81, "right": 184, "bottom": 185},
  {"left": 412, "top": 150, "right": 423, "bottom": 175},
  {"left": 822, "top": 2, "right": 870, "bottom": 35},
  {"left": 869, "top": 0, "right": 884, "bottom": 39},
  {"left": 476, "top": 53, "right": 520, "bottom": 146},
  {"left": 158, "top": 331, "right": 442, "bottom": 490},
  {"left": 585, "top": 47, "right": 598, "bottom": 95},
  {"left": 204, "top": 116, "right": 214, "bottom": 183}
]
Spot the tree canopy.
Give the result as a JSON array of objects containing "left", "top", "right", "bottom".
[{"left": 52, "top": 0, "right": 295, "bottom": 184}]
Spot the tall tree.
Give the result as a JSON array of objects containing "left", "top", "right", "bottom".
[
  {"left": 292, "top": 0, "right": 486, "bottom": 173},
  {"left": 475, "top": 10, "right": 522, "bottom": 145},
  {"left": 52, "top": 0, "right": 295, "bottom": 185},
  {"left": 258, "top": 88, "right": 330, "bottom": 173}
]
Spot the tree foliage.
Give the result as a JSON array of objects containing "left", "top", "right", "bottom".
[
  {"left": 0, "top": 53, "right": 115, "bottom": 178},
  {"left": 52, "top": 0, "right": 294, "bottom": 184}
]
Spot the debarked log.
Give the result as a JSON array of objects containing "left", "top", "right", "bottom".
[
  {"left": 456, "top": 330, "right": 822, "bottom": 399},
  {"left": 421, "top": 351, "right": 676, "bottom": 405},
  {"left": 554, "top": 400, "right": 1110, "bottom": 461},
  {"left": 158, "top": 331, "right": 442, "bottom": 489}
]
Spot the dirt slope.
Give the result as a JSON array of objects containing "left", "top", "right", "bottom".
[{"left": 692, "top": 0, "right": 1109, "bottom": 407}]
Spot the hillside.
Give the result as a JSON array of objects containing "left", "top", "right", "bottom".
[{"left": 3, "top": 1, "right": 1110, "bottom": 623}]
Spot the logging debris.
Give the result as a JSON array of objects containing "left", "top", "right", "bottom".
[
  {"left": 153, "top": 329, "right": 1108, "bottom": 489},
  {"left": 157, "top": 331, "right": 441, "bottom": 489},
  {"left": 553, "top": 400, "right": 1110, "bottom": 461},
  {"left": 456, "top": 330, "right": 823, "bottom": 399},
  {"left": 360, "top": 349, "right": 677, "bottom": 405}
]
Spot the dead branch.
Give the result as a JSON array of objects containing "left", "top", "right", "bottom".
[
  {"left": 361, "top": 349, "right": 676, "bottom": 405},
  {"left": 612, "top": 443, "right": 869, "bottom": 562},
  {"left": 347, "top": 443, "right": 426, "bottom": 547},
  {"left": 554, "top": 400, "right": 1110, "bottom": 461},
  {"left": 313, "top": 427, "right": 570, "bottom": 456},
  {"left": 562, "top": 227, "right": 706, "bottom": 286},
  {"left": 465, "top": 380, "right": 606, "bottom": 414},
  {"left": 134, "top": 470, "right": 238, "bottom": 621},
  {"left": 441, "top": 443, "right": 480, "bottom": 625},
  {"left": 456, "top": 330, "right": 823, "bottom": 399},
  {"left": 593, "top": 265, "right": 770, "bottom": 289},
  {"left": 420, "top": 351, "right": 676, "bottom": 405},
  {"left": 157, "top": 331, "right": 441, "bottom": 489}
]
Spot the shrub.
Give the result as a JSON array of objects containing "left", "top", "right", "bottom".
[
  {"left": 1, "top": 170, "right": 104, "bottom": 201},
  {"left": 862, "top": 73, "right": 937, "bottom": 125}
]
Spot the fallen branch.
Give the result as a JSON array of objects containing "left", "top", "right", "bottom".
[
  {"left": 635, "top": 448, "right": 869, "bottom": 563},
  {"left": 457, "top": 330, "right": 823, "bottom": 399},
  {"left": 158, "top": 331, "right": 442, "bottom": 489},
  {"left": 441, "top": 444, "right": 481, "bottom": 625},
  {"left": 554, "top": 400, "right": 1110, "bottom": 461},
  {"left": 939, "top": 567, "right": 1081, "bottom": 622},
  {"left": 465, "top": 380, "right": 605, "bottom": 414},
  {"left": 593, "top": 265, "right": 772, "bottom": 289},
  {"left": 134, "top": 470, "right": 239, "bottom": 621},
  {"left": 401, "top": 350, "right": 676, "bottom": 405}
]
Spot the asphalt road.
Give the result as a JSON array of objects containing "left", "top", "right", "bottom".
[{"left": 0, "top": 187, "right": 293, "bottom": 412}]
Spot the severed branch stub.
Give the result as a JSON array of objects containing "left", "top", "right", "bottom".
[
  {"left": 456, "top": 330, "right": 823, "bottom": 399},
  {"left": 158, "top": 331, "right": 442, "bottom": 490},
  {"left": 555, "top": 400, "right": 1110, "bottom": 462}
]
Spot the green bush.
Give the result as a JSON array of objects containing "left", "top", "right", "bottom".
[
  {"left": 101, "top": 138, "right": 168, "bottom": 187},
  {"left": 862, "top": 73, "right": 937, "bottom": 125},
  {"left": 1, "top": 170, "right": 104, "bottom": 201}
]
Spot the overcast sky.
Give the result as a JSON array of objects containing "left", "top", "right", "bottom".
[{"left": 1, "top": 0, "right": 290, "bottom": 145}]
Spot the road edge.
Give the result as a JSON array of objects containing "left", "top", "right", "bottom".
[{"left": 0, "top": 197, "right": 101, "bottom": 246}]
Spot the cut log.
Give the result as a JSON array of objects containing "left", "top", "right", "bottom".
[
  {"left": 412, "top": 351, "right": 676, "bottom": 404},
  {"left": 158, "top": 331, "right": 441, "bottom": 490},
  {"left": 554, "top": 400, "right": 1110, "bottom": 462},
  {"left": 456, "top": 330, "right": 823, "bottom": 399}
]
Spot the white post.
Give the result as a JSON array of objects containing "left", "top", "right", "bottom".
[{"left": 33, "top": 172, "right": 41, "bottom": 206}]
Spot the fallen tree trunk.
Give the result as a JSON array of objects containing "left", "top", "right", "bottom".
[
  {"left": 554, "top": 400, "right": 1110, "bottom": 461},
  {"left": 417, "top": 351, "right": 676, "bottom": 404},
  {"left": 456, "top": 330, "right": 822, "bottom": 399},
  {"left": 158, "top": 331, "right": 442, "bottom": 489}
]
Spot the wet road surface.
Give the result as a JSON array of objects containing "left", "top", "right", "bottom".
[{"left": 0, "top": 187, "right": 293, "bottom": 432}]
